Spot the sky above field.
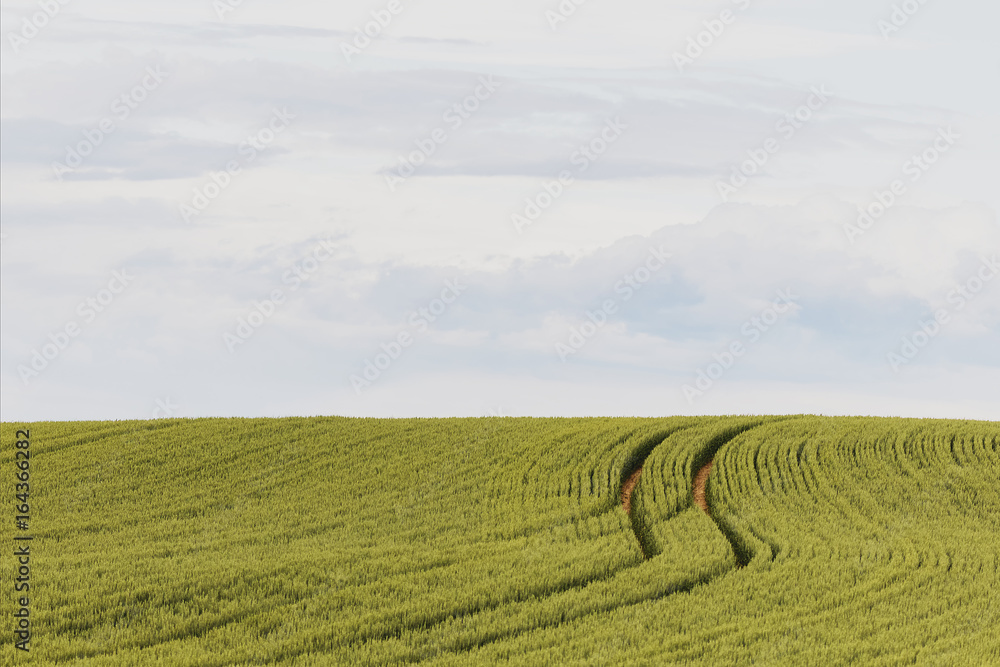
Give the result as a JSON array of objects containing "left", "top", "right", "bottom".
[{"left": 1, "top": 0, "right": 998, "bottom": 421}]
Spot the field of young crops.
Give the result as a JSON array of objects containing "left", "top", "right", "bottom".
[{"left": 1, "top": 416, "right": 997, "bottom": 665}]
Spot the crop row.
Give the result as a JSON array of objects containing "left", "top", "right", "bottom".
[{"left": 1, "top": 416, "right": 996, "bottom": 665}]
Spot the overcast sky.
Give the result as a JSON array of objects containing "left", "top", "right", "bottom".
[{"left": 1, "top": 0, "right": 998, "bottom": 421}]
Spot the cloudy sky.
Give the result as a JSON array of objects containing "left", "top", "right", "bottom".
[{"left": 1, "top": 0, "right": 998, "bottom": 421}]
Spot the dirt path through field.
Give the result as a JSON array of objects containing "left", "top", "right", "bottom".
[
  {"left": 693, "top": 459, "right": 713, "bottom": 513},
  {"left": 621, "top": 467, "right": 642, "bottom": 515},
  {"left": 695, "top": 455, "right": 751, "bottom": 567}
]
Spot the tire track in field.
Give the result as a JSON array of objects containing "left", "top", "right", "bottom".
[
  {"left": 652, "top": 420, "right": 795, "bottom": 567},
  {"left": 693, "top": 423, "right": 802, "bottom": 568},
  {"left": 621, "top": 467, "right": 649, "bottom": 559},
  {"left": 621, "top": 467, "right": 643, "bottom": 515},
  {"left": 692, "top": 455, "right": 750, "bottom": 566},
  {"left": 623, "top": 427, "right": 746, "bottom": 562},
  {"left": 693, "top": 459, "right": 713, "bottom": 513},
  {"left": 618, "top": 426, "right": 702, "bottom": 560}
]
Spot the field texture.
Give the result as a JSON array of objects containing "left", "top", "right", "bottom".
[{"left": 1, "top": 416, "right": 998, "bottom": 665}]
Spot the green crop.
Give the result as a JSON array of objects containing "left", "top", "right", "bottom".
[{"left": 1, "top": 416, "right": 996, "bottom": 665}]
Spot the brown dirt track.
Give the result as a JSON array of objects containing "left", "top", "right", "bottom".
[
  {"left": 621, "top": 468, "right": 643, "bottom": 515},
  {"left": 693, "top": 459, "right": 714, "bottom": 513}
]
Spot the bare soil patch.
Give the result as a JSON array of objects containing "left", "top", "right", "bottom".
[
  {"left": 621, "top": 467, "right": 643, "bottom": 515},
  {"left": 693, "top": 460, "right": 714, "bottom": 513}
]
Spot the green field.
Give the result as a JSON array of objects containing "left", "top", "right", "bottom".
[{"left": 2, "top": 416, "right": 998, "bottom": 665}]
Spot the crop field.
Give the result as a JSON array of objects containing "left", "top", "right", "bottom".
[{"left": 1, "top": 416, "right": 998, "bottom": 665}]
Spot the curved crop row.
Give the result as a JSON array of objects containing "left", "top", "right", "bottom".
[
  {"left": 3, "top": 416, "right": 997, "bottom": 665},
  {"left": 456, "top": 418, "right": 999, "bottom": 665},
  {"left": 629, "top": 416, "right": 783, "bottom": 561},
  {"left": 0, "top": 417, "right": 712, "bottom": 664}
]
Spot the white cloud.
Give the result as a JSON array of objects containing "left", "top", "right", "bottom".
[{"left": 1, "top": 1, "right": 997, "bottom": 421}]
